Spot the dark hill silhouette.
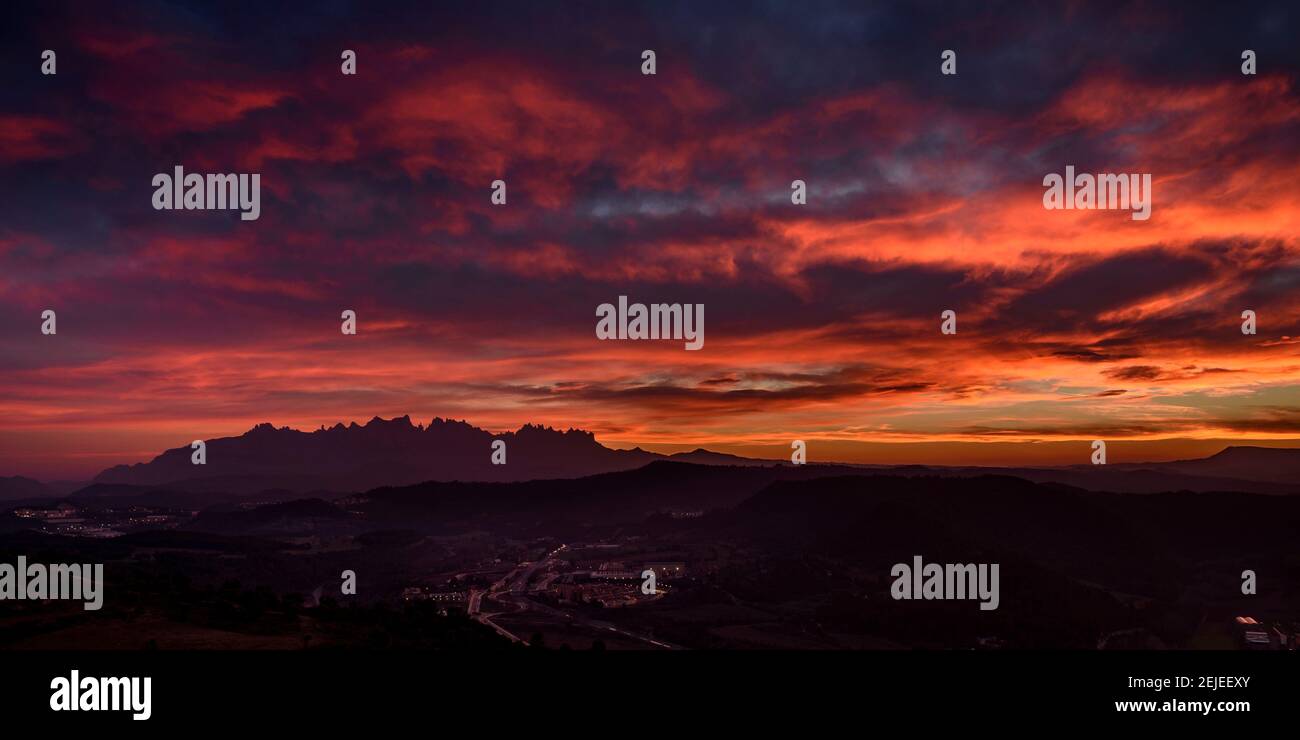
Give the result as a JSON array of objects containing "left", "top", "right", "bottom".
[
  {"left": 92, "top": 416, "right": 667, "bottom": 493},
  {"left": 665, "top": 448, "right": 779, "bottom": 466},
  {"left": 344, "top": 460, "right": 858, "bottom": 536},
  {"left": 80, "top": 416, "right": 1300, "bottom": 497},
  {"left": 698, "top": 473, "right": 1300, "bottom": 603},
  {"left": 0, "top": 475, "right": 54, "bottom": 502},
  {"left": 1145, "top": 445, "right": 1300, "bottom": 485}
]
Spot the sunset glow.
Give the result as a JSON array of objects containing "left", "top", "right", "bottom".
[{"left": 2, "top": 3, "right": 1298, "bottom": 479}]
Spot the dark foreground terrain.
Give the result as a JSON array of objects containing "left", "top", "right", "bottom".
[{"left": 3, "top": 458, "right": 1298, "bottom": 651}]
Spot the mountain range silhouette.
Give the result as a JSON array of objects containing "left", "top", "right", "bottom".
[
  {"left": 86, "top": 415, "right": 778, "bottom": 495},
  {"left": 0, "top": 416, "right": 1292, "bottom": 499}
]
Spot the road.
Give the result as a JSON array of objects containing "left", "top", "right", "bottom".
[
  {"left": 471, "top": 544, "right": 568, "bottom": 643},
  {"left": 472, "top": 544, "right": 682, "bottom": 650}
]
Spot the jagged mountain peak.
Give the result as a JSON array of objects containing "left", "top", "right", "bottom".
[{"left": 90, "top": 415, "right": 665, "bottom": 492}]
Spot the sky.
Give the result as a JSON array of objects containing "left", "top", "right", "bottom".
[{"left": 2, "top": 0, "right": 1299, "bottom": 479}]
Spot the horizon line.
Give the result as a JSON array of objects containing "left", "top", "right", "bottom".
[{"left": 7, "top": 413, "right": 1300, "bottom": 482}]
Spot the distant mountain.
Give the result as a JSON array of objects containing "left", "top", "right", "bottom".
[
  {"left": 834, "top": 446, "right": 1300, "bottom": 494},
  {"left": 82, "top": 416, "right": 1300, "bottom": 498},
  {"left": 0, "top": 476, "right": 55, "bottom": 502},
  {"left": 666, "top": 448, "right": 780, "bottom": 466},
  {"left": 92, "top": 416, "right": 668, "bottom": 493},
  {"left": 1146, "top": 446, "right": 1300, "bottom": 485}
]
